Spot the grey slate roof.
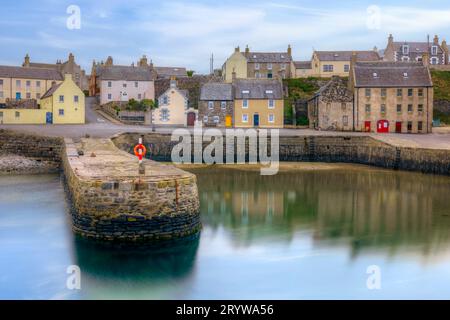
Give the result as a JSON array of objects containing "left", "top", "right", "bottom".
[
  {"left": 200, "top": 83, "right": 233, "bottom": 101},
  {"left": 96, "top": 65, "right": 153, "bottom": 81},
  {"left": 41, "top": 83, "right": 62, "bottom": 99},
  {"left": 315, "top": 51, "right": 380, "bottom": 62},
  {"left": 233, "top": 79, "right": 283, "bottom": 99},
  {"left": 353, "top": 62, "right": 432, "bottom": 88},
  {"left": 294, "top": 61, "right": 312, "bottom": 69},
  {"left": 315, "top": 77, "right": 353, "bottom": 103},
  {"left": 154, "top": 67, "right": 187, "bottom": 78},
  {"left": 0, "top": 65, "right": 63, "bottom": 80},
  {"left": 245, "top": 52, "right": 292, "bottom": 63},
  {"left": 392, "top": 42, "right": 443, "bottom": 54}
]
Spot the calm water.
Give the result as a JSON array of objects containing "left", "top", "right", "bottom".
[{"left": 1, "top": 167, "right": 450, "bottom": 299}]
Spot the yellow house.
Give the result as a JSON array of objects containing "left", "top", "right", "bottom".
[
  {"left": 233, "top": 79, "right": 284, "bottom": 128},
  {"left": 40, "top": 74, "right": 85, "bottom": 124},
  {"left": 222, "top": 47, "right": 248, "bottom": 83}
]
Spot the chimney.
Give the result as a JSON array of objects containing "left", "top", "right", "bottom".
[
  {"left": 287, "top": 44, "right": 292, "bottom": 56},
  {"left": 23, "top": 54, "right": 30, "bottom": 67},
  {"left": 170, "top": 76, "right": 177, "bottom": 88},
  {"left": 388, "top": 34, "right": 394, "bottom": 45},
  {"left": 434, "top": 35, "right": 439, "bottom": 45},
  {"left": 235, "top": 46, "right": 240, "bottom": 53},
  {"left": 351, "top": 51, "right": 358, "bottom": 66},
  {"left": 105, "top": 56, "right": 113, "bottom": 66},
  {"left": 422, "top": 52, "right": 430, "bottom": 67},
  {"left": 245, "top": 45, "right": 250, "bottom": 57},
  {"left": 68, "top": 53, "right": 74, "bottom": 63}
]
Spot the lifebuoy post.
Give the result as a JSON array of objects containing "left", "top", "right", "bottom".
[{"left": 134, "top": 137, "right": 146, "bottom": 175}]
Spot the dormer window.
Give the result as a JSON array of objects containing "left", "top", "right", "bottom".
[
  {"left": 432, "top": 46, "right": 438, "bottom": 55},
  {"left": 402, "top": 45, "right": 409, "bottom": 55},
  {"left": 373, "top": 72, "right": 378, "bottom": 78},
  {"left": 265, "top": 90, "right": 273, "bottom": 94},
  {"left": 403, "top": 72, "right": 408, "bottom": 78},
  {"left": 253, "top": 55, "right": 257, "bottom": 58}
]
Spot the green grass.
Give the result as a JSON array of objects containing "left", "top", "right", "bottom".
[{"left": 431, "top": 70, "right": 450, "bottom": 101}]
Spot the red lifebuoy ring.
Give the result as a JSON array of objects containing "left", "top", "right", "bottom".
[{"left": 133, "top": 144, "right": 147, "bottom": 160}]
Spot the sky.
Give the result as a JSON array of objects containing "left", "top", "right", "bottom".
[{"left": 1, "top": 0, "right": 450, "bottom": 74}]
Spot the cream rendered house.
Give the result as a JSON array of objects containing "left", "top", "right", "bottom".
[
  {"left": 152, "top": 78, "right": 196, "bottom": 126},
  {"left": 222, "top": 47, "right": 248, "bottom": 83}
]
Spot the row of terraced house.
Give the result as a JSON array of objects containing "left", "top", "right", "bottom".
[{"left": 1, "top": 34, "right": 449, "bottom": 133}]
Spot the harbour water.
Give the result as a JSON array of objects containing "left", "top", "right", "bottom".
[{"left": 1, "top": 165, "right": 450, "bottom": 299}]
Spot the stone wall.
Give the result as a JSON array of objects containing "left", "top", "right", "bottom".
[
  {"left": 62, "top": 138, "right": 201, "bottom": 241},
  {"left": 0, "top": 129, "right": 63, "bottom": 174},
  {"left": 113, "top": 133, "right": 450, "bottom": 176}
]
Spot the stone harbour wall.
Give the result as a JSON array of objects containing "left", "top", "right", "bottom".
[
  {"left": 0, "top": 129, "right": 63, "bottom": 174},
  {"left": 62, "top": 139, "right": 201, "bottom": 241},
  {"left": 113, "top": 133, "right": 450, "bottom": 176}
]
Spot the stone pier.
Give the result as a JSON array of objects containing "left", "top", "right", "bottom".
[{"left": 62, "top": 138, "right": 200, "bottom": 241}]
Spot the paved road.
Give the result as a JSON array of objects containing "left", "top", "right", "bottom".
[
  {"left": 1, "top": 121, "right": 449, "bottom": 150},
  {"left": 85, "top": 97, "right": 109, "bottom": 124}
]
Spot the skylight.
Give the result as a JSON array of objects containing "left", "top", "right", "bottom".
[
  {"left": 265, "top": 90, "right": 273, "bottom": 94},
  {"left": 242, "top": 90, "right": 250, "bottom": 94},
  {"left": 403, "top": 72, "right": 408, "bottom": 78}
]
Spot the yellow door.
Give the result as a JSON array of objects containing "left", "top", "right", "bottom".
[{"left": 225, "top": 115, "right": 232, "bottom": 127}]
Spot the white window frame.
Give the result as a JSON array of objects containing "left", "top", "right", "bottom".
[
  {"left": 255, "top": 63, "right": 260, "bottom": 70},
  {"left": 161, "top": 109, "right": 169, "bottom": 122},
  {"left": 268, "top": 99, "right": 275, "bottom": 109},
  {"left": 203, "top": 115, "right": 208, "bottom": 123},
  {"left": 432, "top": 46, "right": 438, "bottom": 55},
  {"left": 267, "top": 63, "right": 273, "bottom": 70},
  {"left": 108, "top": 93, "right": 112, "bottom": 100},
  {"left": 281, "top": 63, "right": 286, "bottom": 70},
  {"left": 213, "top": 116, "right": 220, "bottom": 123},
  {"left": 242, "top": 114, "right": 248, "bottom": 123},
  {"left": 242, "top": 99, "right": 248, "bottom": 108},
  {"left": 208, "top": 101, "right": 214, "bottom": 109},
  {"left": 402, "top": 45, "right": 409, "bottom": 55},
  {"left": 268, "top": 113, "right": 275, "bottom": 123},
  {"left": 221, "top": 101, "right": 226, "bottom": 110},
  {"left": 59, "top": 95, "right": 64, "bottom": 103}
]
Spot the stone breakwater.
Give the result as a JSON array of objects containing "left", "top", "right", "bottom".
[
  {"left": 113, "top": 133, "right": 450, "bottom": 176},
  {"left": 62, "top": 138, "right": 201, "bottom": 241}
]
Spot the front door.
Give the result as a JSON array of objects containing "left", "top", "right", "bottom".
[
  {"left": 46, "top": 112, "right": 53, "bottom": 124},
  {"left": 395, "top": 121, "right": 402, "bottom": 133},
  {"left": 377, "top": 120, "right": 389, "bottom": 133},
  {"left": 253, "top": 114, "right": 259, "bottom": 127},
  {"left": 364, "top": 121, "right": 371, "bottom": 132},
  {"left": 225, "top": 115, "right": 232, "bottom": 128},
  {"left": 16, "top": 92, "right": 21, "bottom": 100},
  {"left": 187, "top": 112, "right": 196, "bottom": 126}
]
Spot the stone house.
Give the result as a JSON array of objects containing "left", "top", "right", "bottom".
[
  {"left": 199, "top": 82, "right": 233, "bottom": 127},
  {"left": 152, "top": 78, "right": 196, "bottom": 126},
  {"left": 349, "top": 55, "right": 433, "bottom": 134},
  {"left": 293, "top": 61, "right": 314, "bottom": 78},
  {"left": 154, "top": 66, "right": 188, "bottom": 79},
  {"left": 309, "top": 50, "right": 381, "bottom": 77},
  {"left": 0, "top": 65, "right": 63, "bottom": 105},
  {"left": 308, "top": 76, "right": 354, "bottom": 131},
  {"left": 233, "top": 78, "right": 284, "bottom": 128},
  {"left": 222, "top": 45, "right": 293, "bottom": 82},
  {"left": 383, "top": 34, "right": 447, "bottom": 65},
  {"left": 22, "top": 53, "right": 88, "bottom": 91},
  {"left": 89, "top": 56, "right": 155, "bottom": 105}
]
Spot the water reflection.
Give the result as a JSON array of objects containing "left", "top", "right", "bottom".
[{"left": 192, "top": 167, "right": 450, "bottom": 257}]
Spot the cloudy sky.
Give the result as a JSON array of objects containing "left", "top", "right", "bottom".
[{"left": 1, "top": 0, "right": 450, "bottom": 74}]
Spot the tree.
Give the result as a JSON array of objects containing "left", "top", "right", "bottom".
[
  {"left": 140, "top": 99, "right": 156, "bottom": 111},
  {"left": 187, "top": 70, "right": 195, "bottom": 77}
]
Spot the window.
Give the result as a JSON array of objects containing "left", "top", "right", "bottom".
[
  {"left": 161, "top": 109, "right": 169, "bottom": 121},
  {"left": 343, "top": 115, "right": 348, "bottom": 126},
  {"left": 403, "top": 72, "right": 408, "bottom": 78},
  {"left": 0, "top": 79, "right": 3, "bottom": 87},
  {"left": 431, "top": 57, "right": 439, "bottom": 65},
  {"left": 397, "top": 89, "right": 403, "bottom": 97},
  {"left": 267, "top": 63, "right": 273, "bottom": 70},
  {"left": 408, "top": 104, "right": 413, "bottom": 112},
  {"left": 408, "top": 89, "right": 413, "bottom": 97},
  {"left": 242, "top": 114, "right": 248, "bottom": 123},
  {"left": 242, "top": 90, "right": 250, "bottom": 94},
  {"left": 381, "top": 104, "right": 386, "bottom": 113},
  {"left": 137, "top": 94, "right": 142, "bottom": 100},
  {"left": 344, "top": 64, "right": 350, "bottom": 72},
  {"left": 255, "top": 63, "right": 260, "bottom": 70},
  {"left": 267, "top": 73, "right": 273, "bottom": 79},
  {"left": 0, "top": 91, "right": 3, "bottom": 98},
  {"left": 135, "top": 82, "right": 138, "bottom": 88},
  {"left": 108, "top": 81, "right": 112, "bottom": 87},
  {"left": 323, "top": 65, "right": 334, "bottom": 72},
  {"left": 36, "top": 81, "right": 40, "bottom": 88},
  {"left": 281, "top": 63, "right": 286, "bottom": 70},
  {"left": 221, "top": 101, "right": 226, "bottom": 109},
  {"left": 268, "top": 114, "right": 274, "bottom": 123},
  {"left": 402, "top": 45, "right": 409, "bottom": 55},
  {"left": 26, "top": 80, "right": 31, "bottom": 87},
  {"left": 341, "top": 103, "right": 347, "bottom": 110},
  {"left": 407, "top": 121, "right": 412, "bottom": 132},
  {"left": 255, "top": 72, "right": 260, "bottom": 78},
  {"left": 397, "top": 104, "right": 402, "bottom": 113},
  {"left": 365, "top": 104, "right": 371, "bottom": 113},
  {"left": 59, "top": 95, "right": 64, "bottom": 103},
  {"left": 418, "top": 121, "right": 423, "bottom": 131},
  {"left": 418, "top": 104, "right": 424, "bottom": 112},
  {"left": 242, "top": 99, "right": 248, "bottom": 108},
  {"left": 401, "top": 56, "right": 410, "bottom": 62},
  {"left": 208, "top": 101, "right": 214, "bottom": 109},
  {"left": 381, "top": 88, "right": 387, "bottom": 97},
  {"left": 432, "top": 46, "right": 438, "bottom": 55},
  {"left": 163, "top": 95, "right": 168, "bottom": 105},
  {"left": 365, "top": 88, "right": 371, "bottom": 97},
  {"left": 26, "top": 92, "right": 31, "bottom": 99},
  {"left": 268, "top": 99, "right": 275, "bottom": 109},
  {"left": 15, "top": 111, "right": 20, "bottom": 118},
  {"left": 418, "top": 89, "right": 424, "bottom": 97},
  {"left": 72, "top": 95, "right": 78, "bottom": 103},
  {"left": 203, "top": 116, "right": 208, "bottom": 123},
  {"left": 265, "top": 90, "right": 273, "bottom": 94},
  {"left": 59, "top": 109, "right": 64, "bottom": 116},
  {"left": 16, "top": 80, "right": 21, "bottom": 88},
  {"left": 36, "top": 93, "right": 40, "bottom": 99},
  {"left": 108, "top": 94, "right": 112, "bottom": 100},
  {"left": 213, "top": 116, "right": 220, "bottom": 123},
  {"left": 123, "top": 83, "right": 127, "bottom": 88}
]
